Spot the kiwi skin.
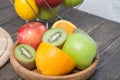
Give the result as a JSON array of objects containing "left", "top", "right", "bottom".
[
  {"left": 14, "top": 44, "right": 36, "bottom": 70},
  {"left": 42, "top": 28, "right": 68, "bottom": 48}
]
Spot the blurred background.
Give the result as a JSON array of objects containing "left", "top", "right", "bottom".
[{"left": 77, "top": 0, "right": 120, "bottom": 23}]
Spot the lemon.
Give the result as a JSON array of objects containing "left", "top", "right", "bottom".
[{"left": 14, "top": 0, "right": 39, "bottom": 20}]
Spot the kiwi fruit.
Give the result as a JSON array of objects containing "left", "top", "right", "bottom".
[
  {"left": 14, "top": 44, "right": 36, "bottom": 70},
  {"left": 42, "top": 28, "right": 68, "bottom": 48}
]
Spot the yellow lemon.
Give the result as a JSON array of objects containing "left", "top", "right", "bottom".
[{"left": 14, "top": 0, "right": 39, "bottom": 20}]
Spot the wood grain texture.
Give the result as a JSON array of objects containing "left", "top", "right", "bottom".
[
  {"left": 0, "top": 0, "right": 120, "bottom": 80},
  {"left": 74, "top": 14, "right": 106, "bottom": 32},
  {"left": 0, "top": 0, "right": 11, "bottom": 9},
  {"left": 89, "top": 20, "right": 120, "bottom": 53},
  {"left": 89, "top": 37, "right": 120, "bottom": 80},
  {"left": 0, "top": 5, "right": 18, "bottom": 26}
]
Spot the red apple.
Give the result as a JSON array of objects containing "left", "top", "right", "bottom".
[
  {"left": 17, "top": 22, "right": 47, "bottom": 49},
  {"left": 35, "top": 0, "right": 61, "bottom": 8}
]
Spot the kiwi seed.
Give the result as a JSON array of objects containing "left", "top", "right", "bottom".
[
  {"left": 49, "top": 32, "right": 62, "bottom": 43},
  {"left": 20, "top": 47, "right": 32, "bottom": 58},
  {"left": 14, "top": 44, "right": 36, "bottom": 70},
  {"left": 42, "top": 28, "right": 68, "bottom": 48}
]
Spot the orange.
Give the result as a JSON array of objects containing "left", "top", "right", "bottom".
[
  {"left": 51, "top": 20, "right": 76, "bottom": 35},
  {"left": 35, "top": 42, "right": 75, "bottom": 76},
  {"left": 14, "top": 0, "right": 39, "bottom": 20}
]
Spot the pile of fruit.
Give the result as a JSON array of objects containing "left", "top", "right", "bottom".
[
  {"left": 14, "top": 0, "right": 84, "bottom": 21},
  {"left": 14, "top": 20, "right": 98, "bottom": 76},
  {"left": 12, "top": 0, "right": 97, "bottom": 76}
]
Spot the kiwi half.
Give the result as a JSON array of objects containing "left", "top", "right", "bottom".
[
  {"left": 42, "top": 28, "right": 68, "bottom": 48},
  {"left": 14, "top": 44, "right": 36, "bottom": 70}
]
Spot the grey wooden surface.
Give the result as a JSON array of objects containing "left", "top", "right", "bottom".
[{"left": 0, "top": 0, "right": 120, "bottom": 80}]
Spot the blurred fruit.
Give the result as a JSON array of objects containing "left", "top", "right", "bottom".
[
  {"left": 38, "top": 7, "right": 59, "bottom": 21},
  {"left": 35, "top": 0, "right": 61, "bottom": 8},
  {"left": 35, "top": 42, "right": 75, "bottom": 75},
  {"left": 14, "top": 44, "right": 36, "bottom": 70},
  {"left": 51, "top": 20, "right": 76, "bottom": 35},
  {"left": 17, "top": 22, "right": 47, "bottom": 49},
  {"left": 62, "top": 32, "right": 98, "bottom": 70},
  {"left": 42, "top": 28, "right": 68, "bottom": 48},
  {"left": 14, "top": 0, "right": 39, "bottom": 20},
  {"left": 62, "top": 0, "right": 83, "bottom": 7}
]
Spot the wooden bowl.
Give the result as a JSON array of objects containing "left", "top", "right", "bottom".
[{"left": 10, "top": 41, "right": 99, "bottom": 80}]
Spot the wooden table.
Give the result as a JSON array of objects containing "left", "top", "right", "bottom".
[{"left": 0, "top": 0, "right": 120, "bottom": 80}]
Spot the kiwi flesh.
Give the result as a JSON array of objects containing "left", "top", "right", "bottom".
[
  {"left": 14, "top": 44, "right": 36, "bottom": 70},
  {"left": 42, "top": 28, "right": 68, "bottom": 48}
]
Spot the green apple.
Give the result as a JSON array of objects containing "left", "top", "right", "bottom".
[
  {"left": 62, "top": 0, "right": 84, "bottom": 7},
  {"left": 38, "top": 7, "right": 59, "bottom": 21},
  {"left": 62, "top": 29, "right": 98, "bottom": 70}
]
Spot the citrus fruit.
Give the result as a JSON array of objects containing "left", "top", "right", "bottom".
[
  {"left": 35, "top": 42, "right": 75, "bottom": 76},
  {"left": 51, "top": 20, "right": 76, "bottom": 35},
  {"left": 14, "top": 0, "right": 39, "bottom": 20}
]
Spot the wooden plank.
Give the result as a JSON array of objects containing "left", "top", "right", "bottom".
[
  {"left": 10, "top": 76, "right": 23, "bottom": 80},
  {"left": 0, "top": 1, "right": 24, "bottom": 79},
  {"left": 0, "top": 62, "right": 23, "bottom": 80},
  {"left": 1, "top": 17, "right": 25, "bottom": 35},
  {"left": 0, "top": 5, "right": 18, "bottom": 25},
  {"left": 74, "top": 14, "right": 106, "bottom": 32},
  {"left": 0, "top": 16, "right": 25, "bottom": 42},
  {"left": 0, "top": 0, "right": 11, "bottom": 9},
  {"left": 0, "top": 62, "right": 18, "bottom": 80},
  {"left": 89, "top": 20, "right": 120, "bottom": 53},
  {"left": 89, "top": 37, "right": 120, "bottom": 80}
]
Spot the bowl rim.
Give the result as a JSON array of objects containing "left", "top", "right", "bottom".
[{"left": 10, "top": 41, "right": 99, "bottom": 80}]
